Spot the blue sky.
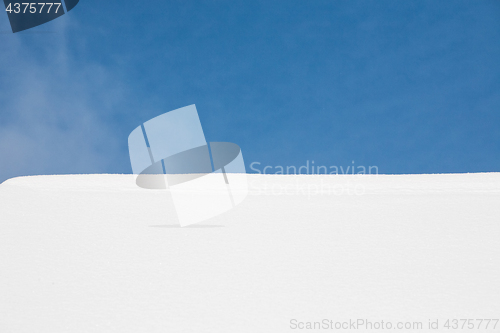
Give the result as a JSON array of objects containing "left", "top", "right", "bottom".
[{"left": 0, "top": 0, "right": 499, "bottom": 181}]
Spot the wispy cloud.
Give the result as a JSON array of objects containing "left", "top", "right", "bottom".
[{"left": 0, "top": 18, "right": 127, "bottom": 183}]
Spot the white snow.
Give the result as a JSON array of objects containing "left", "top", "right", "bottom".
[{"left": 1, "top": 173, "right": 499, "bottom": 332}]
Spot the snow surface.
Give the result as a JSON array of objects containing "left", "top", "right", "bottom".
[{"left": 1, "top": 173, "right": 499, "bottom": 332}]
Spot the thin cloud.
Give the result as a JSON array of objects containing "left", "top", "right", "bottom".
[{"left": 0, "top": 18, "right": 126, "bottom": 183}]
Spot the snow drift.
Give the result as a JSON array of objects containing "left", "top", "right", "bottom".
[{"left": 0, "top": 173, "right": 499, "bottom": 332}]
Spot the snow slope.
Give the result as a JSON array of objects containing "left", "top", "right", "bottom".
[{"left": 1, "top": 173, "right": 499, "bottom": 332}]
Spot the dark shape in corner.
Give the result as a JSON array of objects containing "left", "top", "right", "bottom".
[
  {"left": 3, "top": 0, "right": 79, "bottom": 33},
  {"left": 64, "top": 0, "right": 79, "bottom": 12}
]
